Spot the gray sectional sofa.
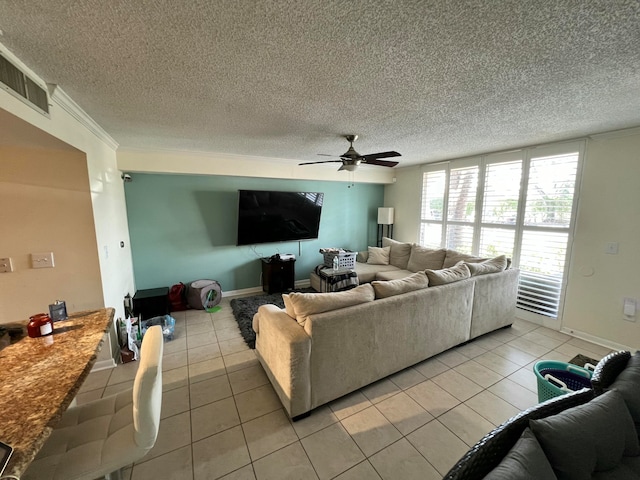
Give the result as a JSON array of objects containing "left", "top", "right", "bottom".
[
  {"left": 445, "top": 350, "right": 640, "bottom": 479},
  {"left": 253, "top": 238, "right": 519, "bottom": 418}
]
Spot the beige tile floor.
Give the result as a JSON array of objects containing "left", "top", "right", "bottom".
[{"left": 73, "top": 296, "right": 614, "bottom": 480}]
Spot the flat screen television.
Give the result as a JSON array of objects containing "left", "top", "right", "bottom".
[{"left": 237, "top": 190, "right": 324, "bottom": 246}]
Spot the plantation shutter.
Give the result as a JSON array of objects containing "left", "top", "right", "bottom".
[
  {"left": 516, "top": 151, "right": 580, "bottom": 317},
  {"left": 479, "top": 159, "right": 522, "bottom": 259},
  {"left": 419, "top": 169, "right": 446, "bottom": 248},
  {"left": 446, "top": 166, "right": 478, "bottom": 253}
]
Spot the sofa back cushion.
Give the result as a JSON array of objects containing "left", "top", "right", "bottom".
[
  {"left": 443, "top": 249, "right": 488, "bottom": 268},
  {"left": 382, "top": 237, "right": 412, "bottom": 269},
  {"left": 371, "top": 271, "right": 429, "bottom": 299},
  {"left": 484, "top": 428, "right": 558, "bottom": 480},
  {"left": 466, "top": 255, "right": 508, "bottom": 276},
  {"left": 283, "top": 284, "right": 375, "bottom": 326},
  {"left": 425, "top": 264, "right": 470, "bottom": 286},
  {"left": 406, "top": 245, "right": 446, "bottom": 272},
  {"left": 529, "top": 390, "right": 640, "bottom": 480},
  {"left": 367, "top": 246, "right": 391, "bottom": 265}
]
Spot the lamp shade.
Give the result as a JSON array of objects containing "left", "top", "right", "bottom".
[{"left": 377, "top": 207, "right": 394, "bottom": 225}]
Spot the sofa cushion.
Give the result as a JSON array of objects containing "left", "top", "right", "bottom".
[
  {"left": 443, "top": 249, "right": 488, "bottom": 268},
  {"left": 283, "top": 284, "right": 375, "bottom": 326},
  {"left": 484, "top": 428, "right": 558, "bottom": 480},
  {"left": 354, "top": 262, "right": 399, "bottom": 283},
  {"left": 529, "top": 390, "right": 640, "bottom": 480},
  {"left": 367, "top": 246, "right": 391, "bottom": 265},
  {"left": 406, "top": 245, "right": 446, "bottom": 272},
  {"left": 356, "top": 250, "right": 369, "bottom": 263},
  {"left": 375, "top": 269, "right": 414, "bottom": 281},
  {"left": 465, "top": 255, "right": 508, "bottom": 276},
  {"left": 609, "top": 351, "right": 640, "bottom": 432},
  {"left": 382, "top": 237, "right": 412, "bottom": 269},
  {"left": 425, "top": 264, "right": 470, "bottom": 286},
  {"left": 371, "top": 271, "right": 429, "bottom": 299}
]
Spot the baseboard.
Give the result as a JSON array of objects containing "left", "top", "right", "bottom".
[
  {"left": 295, "top": 279, "right": 311, "bottom": 288},
  {"left": 223, "top": 280, "right": 311, "bottom": 298},
  {"left": 516, "top": 308, "right": 635, "bottom": 352},
  {"left": 559, "top": 326, "right": 635, "bottom": 353},
  {"left": 92, "top": 358, "right": 117, "bottom": 372},
  {"left": 222, "top": 286, "right": 264, "bottom": 297}
]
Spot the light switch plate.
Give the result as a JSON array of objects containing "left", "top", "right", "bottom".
[
  {"left": 31, "top": 252, "right": 55, "bottom": 268},
  {"left": 0, "top": 257, "right": 13, "bottom": 273}
]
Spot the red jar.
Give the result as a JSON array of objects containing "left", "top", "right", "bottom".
[{"left": 28, "top": 313, "right": 54, "bottom": 338}]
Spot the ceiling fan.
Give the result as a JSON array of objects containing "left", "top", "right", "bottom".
[{"left": 299, "top": 135, "right": 401, "bottom": 171}]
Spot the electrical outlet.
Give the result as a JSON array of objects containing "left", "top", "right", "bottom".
[
  {"left": 0, "top": 257, "right": 13, "bottom": 273},
  {"left": 31, "top": 252, "right": 55, "bottom": 268}
]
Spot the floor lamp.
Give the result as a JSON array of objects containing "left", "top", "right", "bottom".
[{"left": 377, "top": 207, "right": 394, "bottom": 247}]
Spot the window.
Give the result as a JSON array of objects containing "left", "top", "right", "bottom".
[{"left": 419, "top": 142, "right": 583, "bottom": 321}]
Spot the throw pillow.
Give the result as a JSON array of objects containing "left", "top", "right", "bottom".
[
  {"left": 484, "top": 428, "right": 558, "bottom": 480},
  {"left": 382, "top": 237, "right": 412, "bottom": 269},
  {"left": 406, "top": 245, "right": 447, "bottom": 272},
  {"left": 282, "top": 294, "right": 296, "bottom": 319},
  {"left": 529, "top": 390, "right": 640, "bottom": 480},
  {"left": 356, "top": 250, "right": 369, "bottom": 263},
  {"left": 371, "top": 271, "right": 429, "bottom": 299},
  {"left": 443, "top": 250, "right": 488, "bottom": 268},
  {"left": 367, "top": 246, "right": 391, "bottom": 265},
  {"left": 609, "top": 351, "right": 640, "bottom": 430},
  {"left": 425, "top": 264, "right": 470, "bottom": 286},
  {"left": 466, "top": 255, "right": 508, "bottom": 276},
  {"left": 286, "top": 284, "right": 375, "bottom": 326}
]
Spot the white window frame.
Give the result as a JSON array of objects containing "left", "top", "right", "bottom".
[{"left": 419, "top": 140, "right": 584, "bottom": 325}]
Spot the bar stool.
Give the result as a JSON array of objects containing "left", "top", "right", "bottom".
[{"left": 23, "top": 325, "right": 164, "bottom": 480}]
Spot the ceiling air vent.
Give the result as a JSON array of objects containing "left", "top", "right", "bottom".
[{"left": 0, "top": 53, "right": 49, "bottom": 115}]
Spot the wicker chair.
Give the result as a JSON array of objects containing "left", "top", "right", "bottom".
[
  {"left": 442, "top": 388, "right": 594, "bottom": 480},
  {"left": 590, "top": 350, "right": 631, "bottom": 395}
]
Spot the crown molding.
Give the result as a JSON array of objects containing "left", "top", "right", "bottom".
[
  {"left": 589, "top": 126, "right": 640, "bottom": 140},
  {"left": 47, "top": 84, "right": 119, "bottom": 150}
]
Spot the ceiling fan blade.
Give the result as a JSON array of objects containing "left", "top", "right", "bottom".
[
  {"left": 361, "top": 151, "right": 401, "bottom": 161},
  {"left": 362, "top": 158, "right": 400, "bottom": 168},
  {"left": 299, "top": 160, "right": 343, "bottom": 165}
]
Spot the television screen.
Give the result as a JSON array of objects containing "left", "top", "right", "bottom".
[{"left": 237, "top": 190, "right": 324, "bottom": 246}]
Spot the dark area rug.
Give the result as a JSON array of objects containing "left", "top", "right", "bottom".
[
  {"left": 230, "top": 288, "right": 314, "bottom": 348},
  {"left": 569, "top": 353, "right": 599, "bottom": 368}
]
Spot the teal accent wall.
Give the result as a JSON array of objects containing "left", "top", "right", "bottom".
[{"left": 124, "top": 173, "right": 384, "bottom": 291}]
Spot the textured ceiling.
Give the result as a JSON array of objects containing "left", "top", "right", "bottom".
[{"left": 0, "top": 0, "right": 639, "bottom": 167}]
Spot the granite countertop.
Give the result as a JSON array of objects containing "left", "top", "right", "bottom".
[{"left": 0, "top": 307, "right": 115, "bottom": 477}]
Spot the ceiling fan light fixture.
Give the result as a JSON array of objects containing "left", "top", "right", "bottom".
[{"left": 342, "top": 164, "right": 358, "bottom": 172}]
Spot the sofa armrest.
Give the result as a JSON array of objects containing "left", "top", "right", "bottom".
[{"left": 253, "top": 305, "right": 312, "bottom": 418}]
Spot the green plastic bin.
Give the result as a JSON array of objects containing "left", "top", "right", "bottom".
[{"left": 533, "top": 360, "right": 593, "bottom": 403}]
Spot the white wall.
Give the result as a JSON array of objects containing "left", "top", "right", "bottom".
[
  {"left": 562, "top": 130, "right": 640, "bottom": 349},
  {"left": 0, "top": 43, "right": 135, "bottom": 364},
  {"left": 385, "top": 131, "right": 640, "bottom": 350},
  {"left": 384, "top": 165, "right": 423, "bottom": 243}
]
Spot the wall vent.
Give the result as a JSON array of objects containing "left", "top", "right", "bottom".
[{"left": 0, "top": 53, "right": 49, "bottom": 115}]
